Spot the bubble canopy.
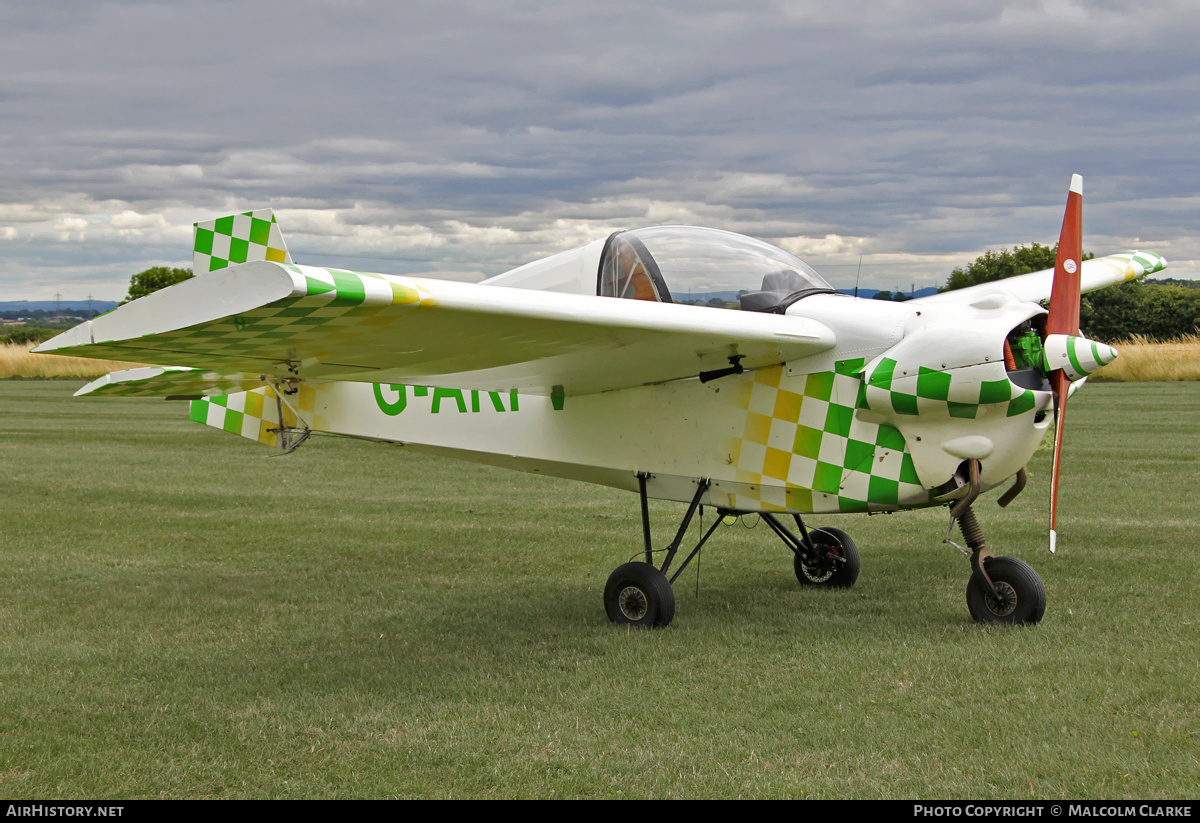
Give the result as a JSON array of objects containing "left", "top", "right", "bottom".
[{"left": 597, "top": 226, "right": 835, "bottom": 311}]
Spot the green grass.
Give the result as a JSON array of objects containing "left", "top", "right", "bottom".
[{"left": 1, "top": 381, "right": 1196, "bottom": 799}]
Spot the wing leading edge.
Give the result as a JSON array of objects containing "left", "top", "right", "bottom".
[
  {"left": 909, "top": 251, "right": 1167, "bottom": 307},
  {"left": 36, "top": 261, "right": 836, "bottom": 397}
]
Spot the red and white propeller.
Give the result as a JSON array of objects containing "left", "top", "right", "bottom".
[{"left": 1042, "top": 174, "right": 1119, "bottom": 552}]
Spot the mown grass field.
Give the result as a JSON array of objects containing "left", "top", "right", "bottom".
[{"left": 0, "top": 381, "right": 1196, "bottom": 799}]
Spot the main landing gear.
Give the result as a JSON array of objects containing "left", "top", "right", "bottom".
[
  {"left": 603, "top": 474, "right": 861, "bottom": 628},
  {"left": 946, "top": 461, "right": 1046, "bottom": 625}
]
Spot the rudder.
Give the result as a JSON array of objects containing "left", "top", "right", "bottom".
[{"left": 193, "top": 209, "right": 293, "bottom": 275}]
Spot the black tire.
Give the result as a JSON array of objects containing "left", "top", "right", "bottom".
[
  {"left": 604, "top": 562, "right": 676, "bottom": 628},
  {"left": 966, "top": 556, "right": 1046, "bottom": 625},
  {"left": 794, "top": 527, "right": 860, "bottom": 588}
]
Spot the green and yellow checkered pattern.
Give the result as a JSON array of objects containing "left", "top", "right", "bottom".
[
  {"left": 189, "top": 381, "right": 325, "bottom": 448},
  {"left": 193, "top": 209, "right": 292, "bottom": 274},
  {"left": 731, "top": 361, "right": 929, "bottom": 514}
]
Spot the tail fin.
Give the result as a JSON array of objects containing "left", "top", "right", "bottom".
[{"left": 192, "top": 209, "right": 293, "bottom": 275}]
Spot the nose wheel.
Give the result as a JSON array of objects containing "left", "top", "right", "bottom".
[
  {"left": 966, "top": 555, "right": 1046, "bottom": 625},
  {"left": 947, "top": 472, "right": 1047, "bottom": 626}
]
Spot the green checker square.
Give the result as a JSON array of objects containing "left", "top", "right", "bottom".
[
  {"left": 305, "top": 276, "right": 336, "bottom": 296},
  {"left": 228, "top": 237, "right": 249, "bottom": 263},
  {"left": 804, "top": 371, "right": 834, "bottom": 401},
  {"left": 214, "top": 215, "right": 234, "bottom": 236},
  {"left": 823, "top": 403, "right": 854, "bottom": 437},
  {"left": 838, "top": 496, "right": 869, "bottom": 513},
  {"left": 792, "top": 425, "right": 823, "bottom": 460},
  {"left": 249, "top": 217, "right": 272, "bottom": 246},
  {"left": 868, "top": 357, "right": 896, "bottom": 389},
  {"left": 844, "top": 438, "right": 875, "bottom": 471},
  {"left": 835, "top": 357, "right": 866, "bottom": 376},
  {"left": 875, "top": 425, "right": 905, "bottom": 451},
  {"left": 208, "top": 256, "right": 228, "bottom": 272},
  {"left": 278, "top": 306, "right": 321, "bottom": 317},
  {"left": 194, "top": 227, "right": 214, "bottom": 255},
  {"left": 189, "top": 400, "right": 208, "bottom": 423},
  {"left": 948, "top": 401, "right": 978, "bottom": 419},
  {"left": 916, "top": 367, "right": 951, "bottom": 400},
  {"left": 899, "top": 453, "right": 920, "bottom": 485},
  {"left": 1006, "top": 389, "right": 1036, "bottom": 417},
  {"left": 328, "top": 269, "right": 367, "bottom": 305},
  {"left": 210, "top": 394, "right": 229, "bottom": 407},
  {"left": 813, "top": 461, "right": 842, "bottom": 494},
  {"left": 891, "top": 391, "right": 919, "bottom": 415},
  {"left": 868, "top": 475, "right": 900, "bottom": 506},
  {"left": 223, "top": 410, "right": 244, "bottom": 435},
  {"left": 979, "top": 379, "right": 1012, "bottom": 405}
]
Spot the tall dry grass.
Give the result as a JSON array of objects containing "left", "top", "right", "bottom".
[
  {"left": 0, "top": 342, "right": 145, "bottom": 380},
  {"left": 1092, "top": 333, "right": 1200, "bottom": 382}
]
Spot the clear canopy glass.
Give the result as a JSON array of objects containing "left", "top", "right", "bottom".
[{"left": 597, "top": 226, "right": 832, "bottom": 310}]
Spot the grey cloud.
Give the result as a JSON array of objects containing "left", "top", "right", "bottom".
[{"left": 0, "top": 0, "right": 1196, "bottom": 299}]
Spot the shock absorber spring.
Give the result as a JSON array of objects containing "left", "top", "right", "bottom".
[{"left": 958, "top": 505, "right": 986, "bottom": 552}]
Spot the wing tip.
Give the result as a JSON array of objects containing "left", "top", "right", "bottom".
[{"left": 1069, "top": 174, "right": 1082, "bottom": 195}]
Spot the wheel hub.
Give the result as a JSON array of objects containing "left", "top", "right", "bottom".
[
  {"left": 984, "top": 580, "right": 1018, "bottom": 617},
  {"left": 618, "top": 586, "right": 649, "bottom": 621},
  {"left": 800, "top": 546, "right": 840, "bottom": 583}
]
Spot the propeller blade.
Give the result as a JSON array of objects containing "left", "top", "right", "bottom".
[
  {"left": 1047, "top": 174, "right": 1084, "bottom": 337},
  {"left": 1047, "top": 370, "right": 1070, "bottom": 553},
  {"left": 1044, "top": 174, "right": 1084, "bottom": 553}
]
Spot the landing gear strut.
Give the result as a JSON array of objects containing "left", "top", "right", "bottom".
[
  {"left": 604, "top": 474, "right": 861, "bottom": 628},
  {"left": 946, "top": 460, "right": 1046, "bottom": 625},
  {"left": 604, "top": 475, "right": 721, "bottom": 629}
]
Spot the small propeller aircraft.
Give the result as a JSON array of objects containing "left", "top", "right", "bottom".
[{"left": 35, "top": 175, "right": 1166, "bottom": 627}]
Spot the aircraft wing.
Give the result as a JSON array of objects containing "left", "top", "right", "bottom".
[
  {"left": 36, "top": 261, "right": 835, "bottom": 397},
  {"left": 908, "top": 251, "right": 1167, "bottom": 306}
]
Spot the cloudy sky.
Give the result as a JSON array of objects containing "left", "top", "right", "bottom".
[{"left": 2, "top": 0, "right": 1196, "bottom": 301}]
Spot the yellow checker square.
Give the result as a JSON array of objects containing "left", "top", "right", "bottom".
[
  {"left": 743, "top": 411, "right": 773, "bottom": 446},
  {"left": 243, "top": 390, "right": 265, "bottom": 419},
  {"left": 735, "top": 468, "right": 764, "bottom": 485},
  {"left": 257, "top": 418, "right": 277, "bottom": 447},
  {"left": 772, "top": 388, "right": 803, "bottom": 423},
  {"left": 785, "top": 485, "right": 814, "bottom": 513},
  {"left": 762, "top": 446, "right": 793, "bottom": 481},
  {"left": 755, "top": 364, "right": 782, "bottom": 388}
]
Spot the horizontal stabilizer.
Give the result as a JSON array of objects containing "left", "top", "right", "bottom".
[{"left": 76, "top": 366, "right": 267, "bottom": 398}]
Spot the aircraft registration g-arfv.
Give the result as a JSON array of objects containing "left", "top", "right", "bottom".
[{"left": 36, "top": 176, "right": 1166, "bottom": 628}]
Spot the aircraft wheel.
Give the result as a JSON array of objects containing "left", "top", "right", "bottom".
[
  {"left": 604, "top": 562, "right": 675, "bottom": 628},
  {"left": 966, "top": 556, "right": 1046, "bottom": 625},
  {"left": 794, "top": 527, "right": 860, "bottom": 588}
]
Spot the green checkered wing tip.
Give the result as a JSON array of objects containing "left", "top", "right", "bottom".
[{"left": 193, "top": 208, "right": 293, "bottom": 275}]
